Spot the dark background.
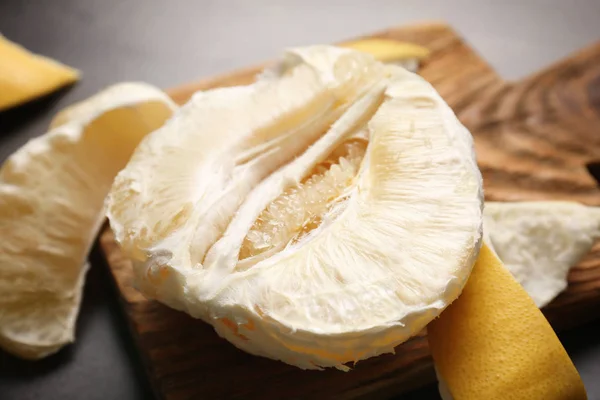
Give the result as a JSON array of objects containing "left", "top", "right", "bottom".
[{"left": 1, "top": 1, "right": 600, "bottom": 399}]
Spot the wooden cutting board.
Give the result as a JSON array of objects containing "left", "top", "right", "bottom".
[{"left": 99, "top": 22, "right": 600, "bottom": 400}]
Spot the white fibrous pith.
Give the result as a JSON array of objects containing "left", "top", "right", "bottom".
[{"left": 106, "top": 47, "right": 483, "bottom": 370}]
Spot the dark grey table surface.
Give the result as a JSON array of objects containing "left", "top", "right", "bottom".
[{"left": 1, "top": 1, "right": 600, "bottom": 399}]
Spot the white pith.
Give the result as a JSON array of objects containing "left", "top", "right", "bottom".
[{"left": 106, "top": 47, "right": 484, "bottom": 370}]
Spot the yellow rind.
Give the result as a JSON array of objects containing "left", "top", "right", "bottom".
[
  {"left": 341, "top": 38, "right": 430, "bottom": 62},
  {"left": 428, "top": 243, "right": 587, "bottom": 400},
  {"left": 0, "top": 35, "right": 80, "bottom": 110}
]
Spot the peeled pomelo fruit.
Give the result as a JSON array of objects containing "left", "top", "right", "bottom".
[
  {"left": 428, "top": 242, "right": 587, "bottom": 399},
  {"left": 0, "top": 34, "right": 80, "bottom": 110},
  {"left": 107, "top": 46, "right": 484, "bottom": 370},
  {"left": 484, "top": 201, "right": 600, "bottom": 307},
  {"left": 0, "top": 82, "right": 176, "bottom": 359}
]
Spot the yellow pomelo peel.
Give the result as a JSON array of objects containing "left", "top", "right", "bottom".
[
  {"left": 0, "top": 35, "right": 80, "bottom": 111},
  {"left": 0, "top": 83, "right": 176, "bottom": 359},
  {"left": 341, "top": 38, "right": 430, "bottom": 62},
  {"left": 428, "top": 242, "right": 587, "bottom": 399}
]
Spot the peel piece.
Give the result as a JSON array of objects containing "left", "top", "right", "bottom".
[
  {"left": 341, "top": 38, "right": 430, "bottom": 71},
  {"left": 0, "top": 34, "right": 80, "bottom": 110},
  {"left": 485, "top": 201, "right": 600, "bottom": 307},
  {"left": 0, "top": 82, "right": 176, "bottom": 359},
  {"left": 107, "top": 46, "right": 483, "bottom": 370},
  {"left": 428, "top": 243, "right": 587, "bottom": 400}
]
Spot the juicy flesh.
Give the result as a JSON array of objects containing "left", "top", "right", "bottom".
[{"left": 239, "top": 139, "right": 367, "bottom": 260}]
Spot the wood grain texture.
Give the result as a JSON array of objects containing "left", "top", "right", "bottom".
[{"left": 100, "top": 22, "right": 600, "bottom": 399}]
